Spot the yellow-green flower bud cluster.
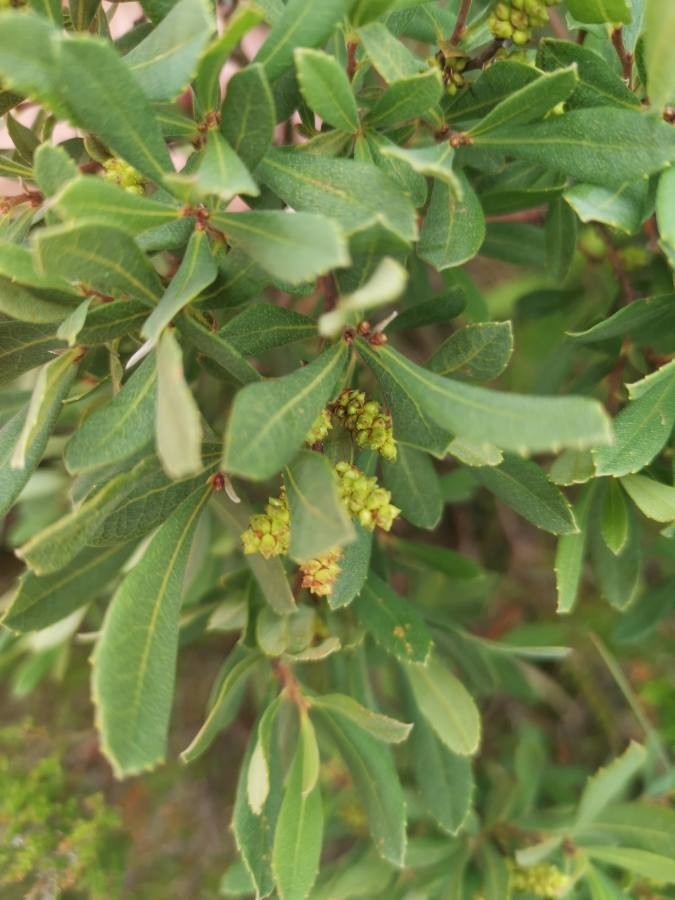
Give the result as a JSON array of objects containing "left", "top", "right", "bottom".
[
  {"left": 241, "top": 491, "right": 290, "bottom": 559},
  {"left": 446, "top": 55, "right": 468, "bottom": 97},
  {"left": 299, "top": 549, "right": 342, "bottom": 597},
  {"left": 333, "top": 389, "right": 397, "bottom": 461},
  {"left": 509, "top": 862, "right": 569, "bottom": 898},
  {"left": 305, "top": 409, "right": 333, "bottom": 446},
  {"left": 102, "top": 157, "right": 145, "bottom": 195},
  {"left": 489, "top": 0, "right": 558, "bottom": 45},
  {"left": 335, "top": 462, "right": 400, "bottom": 532}
]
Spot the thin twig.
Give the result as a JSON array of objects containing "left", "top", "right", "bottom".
[
  {"left": 486, "top": 206, "right": 547, "bottom": 224},
  {"left": 611, "top": 28, "right": 633, "bottom": 86},
  {"left": 464, "top": 39, "right": 503, "bottom": 71},
  {"left": 449, "top": 0, "right": 472, "bottom": 46}
]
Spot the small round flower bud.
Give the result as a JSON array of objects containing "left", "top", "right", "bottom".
[
  {"left": 332, "top": 389, "right": 397, "bottom": 460},
  {"left": 241, "top": 490, "right": 290, "bottom": 559},
  {"left": 510, "top": 8, "right": 529, "bottom": 28},
  {"left": 512, "top": 27, "right": 530, "bottom": 44},
  {"left": 491, "top": 17, "right": 514, "bottom": 38},
  {"left": 495, "top": 1, "right": 511, "bottom": 19},
  {"left": 305, "top": 408, "right": 332, "bottom": 446},
  {"left": 102, "top": 157, "right": 145, "bottom": 194},
  {"left": 335, "top": 463, "right": 400, "bottom": 533},
  {"left": 299, "top": 549, "right": 342, "bottom": 597}
]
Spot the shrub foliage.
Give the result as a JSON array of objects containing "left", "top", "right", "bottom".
[{"left": 1, "top": 0, "right": 675, "bottom": 896}]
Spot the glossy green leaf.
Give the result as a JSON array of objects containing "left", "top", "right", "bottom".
[
  {"left": 621, "top": 474, "right": 675, "bottom": 523},
  {"left": 223, "top": 341, "right": 347, "bottom": 480},
  {"left": 427, "top": 322, "right": 513, "bottom": 381},
  {"left": 358, "top": 21, "right": 424, "bottom": 82},
  {"left": 254, "top": 0, "right": 349, "bottom": 81},
  {"left": 469, "top": 66, "right": 578, "bottom": 137},
  {"left": 405, "top": 656, "right": 481, "bottom": 757},
  {"left": 563, "top": 0, "right": 631, "bottom": 23},
  {"left": 57, "top": 35, "right": 173, "bottom": 182},
  {"left": 311, "top": 694, "right": 411, "bottom": 744},
  {"left": 53, "top": 176, "right": 179, "bottom": 236},
  {"left": 472, "top": 109, "right": 675, "bottom": 188},
  {"left": 143, "top": 230, "right": 218, "bottom": 344},
  {"left": 35, "top": 223, "right": 162, "bottom": 306},
  {"left": 382, "top": 444, "right": 442, "bottom": 530},
  {"left": 591, "top": 491, "right": 642, "bottom": 610},
  {"left": 176, "top": 314, "right": 261, "bottom": 385},
  {"left": 545, "top": 197, "right": 577, "bottom": 281},
  {"left": 219, "top": 63, "right": 275, "bottom": 170},
  {"left": 386, "top": 290, "right": 465, "bottom": 334},
  {"left": 156, "top": 330, "right": 202, "bottom": 478},
  {"left": 570, "top": 294, "right": 675, "bottom": 345},
  {"left": 181, "top": 649, "right": 261, "bottom": 763},
  {"left": 556, "top": 479, "right": 594, "bottom": 612},
  {"left": 418, "top": 172, "right": 485, "bottom": 270},
  {"left": 594, "top": 360, "right": 675, "bottom": 476},
  {"left": 313, "top": 708, "right": 406, "bottom": 866},
  {"left": 576, "top": 742, "right": 646, "bottom": 826},
  {"left": 294, "top": 48, "right": 358, "bottom": 133},
  {"left": 354, "top": 573, "right": 433, "bottom": 664},
  {"left": 64, "top": 355, "right": 157, "bottom": 474},
  {"left": 327, "top": 524, "right": 372, "bottom": 610},
  {"left": 475, "top": 454, "right": 578, "bottom": 535},
  {"left": 358, "top": 340, "right": 612, "bottom": 455},
  {"left": 536, "top": 39, "right": 640, "bottom": 110},
  {"left": 92, "top": 486, "right": 211, "bottom": 776},
  {"left": 0, "top": 351, "right": 77, "bottom": 517},
  {"left": 2, "top": 542, "right": 134, "bottom": 633},
  {"left": 0, "top": 319, "right": 67, "bottom": 387},
  {"left": 219, "top": 304, "right": 317, "bottom": 357},
  {"left": 271, "top": 725, "right": 323, "bottom": 900},
  {"left": 380, "top": 142, "right": 462, "bottom": 196},
  {"left": 258, "top": 148, "right": 418, "bottom": 241},
  {"left": 285, "top": 450, "right": 354, "bottom": 562},
  {"left": 210, "top": 209, "right": 349, "bottom": 285},
  {"left": 0, "top": 12, "right": 66, "bottom": 116},
  {"left": 585, "top": 847, "right": 675, "bottom": 883},
  {"left": 445, "top": 60, "right": 539, "bottom": 126},
  {"left": 169, "top": 132, "right": 259, "bottom": 202},
  {"left": 124, "top": 0, "right": 213, "bottom": 101},
  {"left": 564, "top": 181, "right": 650, "bottom": 235},
  {"left": 366, "top": 68, "right": 442, "bottom": 129},
  {"left": 601, "top": 478, "right": 629, "bottom": 553}
]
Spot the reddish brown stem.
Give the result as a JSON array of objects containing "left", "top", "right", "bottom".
[
  {"left": 486, "top": 206, "right": 547, "bottom": 224},
  {"left": 346, "top": 40, "right": 358, "bottom": 81},
  {"left": 465, "top": 39, "right": 503, "bottom": 71},
  {"left": 611, "top": 28, "right": 633, "bottom": 86},
  {"left": 449, "top": 0, "right": 472, "bottom": 45}
]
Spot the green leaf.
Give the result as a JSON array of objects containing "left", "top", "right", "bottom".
[
  {"left": 124, "top": 0, "right": 213, "bottom": 101},
  {"left": 253, "top": 0, "right": 349, "bottom": 82},
  {"left": 156, "top": 330, "right": 202, "bottom": 478},
  {"left": 357, "top": 21, "right": 424, "bottom": 82},
  {"left": 564, "top": 181, "right": 650, "bottom": 235},
  {"left": 213, "top": 492, "right": 296, "bottom": 615},
  {"left": 382, "top": 444, "right": 442, "bottom": 530},
  {"left": 29, "top": 0, "right": 63, "bottom": 24},
  {"left": 379, "top": 142, "right": 462, "bottom": 196},
  {"left": 258, "top": 148, "right": 418, "bottom": 241},
  {"left": 418, "top": 172, "right": 485, "bottom": 270},
  {"left": 427, "top": 322, "right": 513, "bottom": 381},
  {"left": 168, "top": 132, "right": 259, "bottom": 202},
  {"left": 357, "top": 340, "right": 612, "bottom": 455},
  {"left": 313, "top": 708, "right": 407, "bottom": 866},
  {"left": 585, "top": 847, "right": 675, "bottom": 883},
  {"left": 555, "top": 480, "right": 594, "bottom": 614},
  {"left": 386, "top": 290, "right": 466, "bottom": 334},
  {"left": 327, "top": 523, "right": 372, "bottom": 610},
  {"left": 445, "top": 60, "right": 539, "bottom": 126},
  {"left": 0, "top": 12, "right": 66, "bottom": 116},
  {"left": 575, "top": 803, "right": 675, "bottom": 857},
  {"left": 17, "top": 457, "right": 154, "bottom": 575},
  {"left": 621, "top": 474, "right": 675, "bottom": 523},
  {"left": 479, "top": 843, "right": 510, "bottom": 900},
  {"left": 271, "top": 725, "right": 323, "bottom": 900},
  {"left": 2, "top": 542, "right": 134, "bottom": 633},
  {"left": 475, "top": 454, "right": 578, "bottom": 535},
  {"left": 64, "top": 355, "right": 157, "bottom": 474},
  {"left": 354, "top": 573, "right": 433, "bottom": 664},
  {"left": 601, "top": 478, "right": 629, "bottom": 553},
  {"left": 366, "top": 68, "right": 442, "bottom": 129},
  {"left": 223, "top": 341, "right": 348, "bottom": 481},
  {"left": 53, "top": 176, "right": 180, "bottom": 236},
  {"left": 92, "top": 485, "right": 211, "bottom": 776},
  {"left": 591, "top": 489, "right": 642, "bottom": 610},
  {"left": 404, "top": 681, "right": 473, "bottom": 835},
  {"left": 9, "top": 349, "right": 78, "bottom": 472},
  {"left": 194, "top": 3, "right": 264, "bottom": 113},
  {"left": 294, "top": 48, "right": 358, "bottom": 133},
  {"left": 142, "top": 230, "right": 217, "bottom": 344},
  {"left": 545, "top": 197, "right": 577, "bottom": 281},
  {"left": 536, "top": 39, "right": 640, "bottom": 110},
  {"left": 181, "top": 649, "right": 261, "bottom": 763},
  {"left": 644, "top": 0, "right": 675, "bottom": 112},
  {"left": 310, "top": 694, "right": 412, "bottom": 744},
  {"left": 319, "top": 257, "right": 408, "bottom": 338},
  {"left": 219, "top": 63, "right": 275, "bottom": 170},
  {"left": 0, "top": 351, "right": 77, "bottom": 517},
  {"left": 469, "top": 66, "right": 578, "bottom": 137},
  {"left": 570, "top": 293, "right": 675, "bottom": 345},
  {"left": 472, "top": 109, "right": 675, "bottom": 188},
  {"left": 657, "top": 166, "right": 675, "bottom": 264},
  {"left": 210, "top": 209, "right": 349, "bottom": 285},
  {"left": 285, "top": 450, "right": 354, "bottom": 562},
  {"left": 35, "top": 223, "right": 162, "bottom": 306},
  {"left": 563, "top": 0, "right": 631, "bottom": 23},
  {"left": 56, "top": 298, "right": 91, "bottom": 347},
  {"left": 405, "top": 655, "right": 481, "bottom": 757},
  {"left": 176, "top": 314, "right": 262, "bottom": 385},
  {"left": 56, "top": 35, "right": 173, "bottom": 182},
  {"left": 219, "top": 304, "right": 317, "bottom": 357},
  {"left": 576, "top": 742, "right": 647, "bottom": 826},
  {"left": 0, "top": 239, "right": 77, "bottom": 296},
  {"left": 594, "top": 360, "right": 675, "bottom": 476},
  {"left": 585, "top": 863, "right": 631, "bottom": 900},
  {"left": 0, "top": 319, "right": 66, "bottom": 387}
]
